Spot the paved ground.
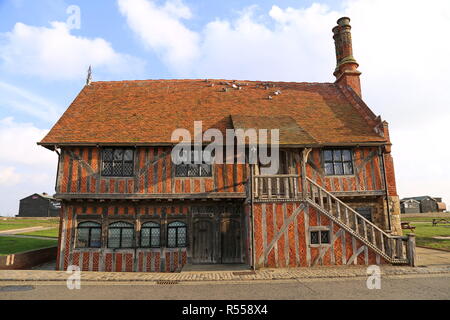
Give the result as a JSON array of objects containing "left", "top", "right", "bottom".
[
  {"left": 1, "top": 263, "right": 449, "bottom": 282},
  {"left": 0, "top": 247, "right": 449, "bottom": 300},
  {"left": 0, "top": 226, "right": 54, "bottom": 235},
  {"left": 416, "top": 247, "right": 450, "bottom": 265},
  {"left": 0, "top": 274, "right": 448, "bottom": 300}
]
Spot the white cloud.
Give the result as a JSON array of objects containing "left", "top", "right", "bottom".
[
  {"left": 0, "top": 21, "right": 145, "bottom": 80},
  {"left": 118, "top": 0, "right": 450, "bottom": 206},
  {"left": 118, "top": 0, "right": 199, "bottom": 73},
  {"left": 0, "top": 81, "right": 61, "bottom": 122},
  {"left": 0, "top": 117, "right": 56, "bottom": 167},
  {"left": 0, "top": 117, "right": 57, "bottom": 216},
  {"left": 0, "top": 166, "right": 21, "bottom": 186}
]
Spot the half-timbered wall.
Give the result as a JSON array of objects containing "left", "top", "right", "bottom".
[
  {"left": 304, "top": 147, "right": 386, "bottom": 194},
  {"left": 56, "top": 147, "right": 247, "bottom": 195},
  {"left": 57, "top": 201, "right": 247, "bottom": 272},
  {"left": 253, "top": 202, "right": 388, "bottom": 268}
]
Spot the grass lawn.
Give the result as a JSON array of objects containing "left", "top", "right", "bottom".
[
  {"left": 0, "top": 236, "right": 57, "bottom": 256},
  {"left": 402, "top": 216, "right": 449, "bottom": 223},
  {"left": 22, "top": 228, "right": 59, "bottom": 238},
  {"left": 0, "top": 218, "right": 59, "bottom": 232},
  {"left": 402, "top": 219, "right": 450, "bottom": 250}
]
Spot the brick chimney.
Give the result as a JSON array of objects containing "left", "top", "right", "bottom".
[{"left": 333, "top": 17, "right": 362, "bottom": 97}]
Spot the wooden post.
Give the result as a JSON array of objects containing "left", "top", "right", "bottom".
[
  {"left": 284, "top": 177, "right": 289, "bottom": 199},
  {"left": 301, "top": 148, "right": 311, "bottom": 200},
  {"left": 396, "top": 237, "right": 403, "bottom": 259},
  {"left": 407, "top": 233, "right": 416, "bottom": 267}
]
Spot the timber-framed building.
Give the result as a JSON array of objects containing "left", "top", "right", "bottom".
[{"left": 39, "top": 17, "right": 415, "bottom": 272}]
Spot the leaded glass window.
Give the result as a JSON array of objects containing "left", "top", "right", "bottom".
[
  {"left": 323, "top": 149, "right": 354, "bottom": 176},
  {"left": 108, "top": 222, "right": 135, "bottom": 248},
  {"left": 140, "top": 222, "right": 161, "bottom": 248},
  {"left": 102, "top": 148, "right": 134, "bottom": 177},
  {"left": 76, "top": 221, "right": 101, "bottom": 248},
  {"left": 310, "top": 231, "right": 320, "bottom": 245},
  {"left": 167, "top": 221, "right": 187, "bottom": 248},
  {"left": 174, "top": 149, "right": 212, "bottom": 177},
  {"left": 310, "top": 230, "right": 330, "bottom": 245}
]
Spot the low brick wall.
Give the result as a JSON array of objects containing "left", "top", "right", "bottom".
[{"left": 0, "top": 246, "right": 57, "bottom": 270}]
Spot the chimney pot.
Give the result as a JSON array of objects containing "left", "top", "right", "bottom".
[
  {"left": 337, "top": 17, "right": 351, "bottom": 27},
  {"left": 333, "top": 17, "right": 362, "bottom": 97}
]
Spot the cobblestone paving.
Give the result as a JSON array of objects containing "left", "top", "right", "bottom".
[{"left": 1, "top": 265, "right": 449, "bottom": 283}]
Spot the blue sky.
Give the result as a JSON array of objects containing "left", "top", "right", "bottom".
[{"left": 0, "top": 0, "right": 449, "bottom": 216}]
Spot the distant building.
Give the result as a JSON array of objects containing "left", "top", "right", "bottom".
[
  {"left": 17, "top": 193, "right": 61, "bottom": 217},
  {"left": 400, "top": 199, "right": 420, "bottom": 214},
  {"left": 437, "top": 202, "right": 447, "bottom": 212},
  {"left": 401, "top": 196, "right": 447, "bottom": 213}
]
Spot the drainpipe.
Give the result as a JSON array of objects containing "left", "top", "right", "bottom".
[
  {"left": 250, "top": 163, "right": 256, "bottom": 271},
  {"left": 379, "top": 146, "right": 392, "bottom": 232},
  {"left": 54, "top": 146, "right": 61, "bottom": 194}
]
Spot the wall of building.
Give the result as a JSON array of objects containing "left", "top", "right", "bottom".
[
  {"left": 304, "top": 147, "right": 386, "bottom": 193},
  {"left": 56, "top": 147, "right": 248, "bottom": 196},
  {"left": 420, "top": 199, "right": 438, "bottom": 213},
  {"left": 252, "top": 202, "right": 388, "bottom": 269},
  {"left": 57, "top": 200, "right": 248, "bottom": 272}
]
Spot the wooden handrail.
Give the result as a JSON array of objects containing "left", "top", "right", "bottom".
[
  {"left": 305, "top": 177, "right": 412, "bottom": 262},
  {"left": 306, "top": 177, "right": 391, "bottom": 238}
]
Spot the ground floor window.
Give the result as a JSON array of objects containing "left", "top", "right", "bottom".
[
  {"left": 108, "top": 222, "right": 135, "bottom": 248},
  {"left": 310, "top": 230, "right": 330, "bottom": 245},
  {"left": 76, "top": 221, "right": 101, "bottom": 248},
  {"left": 356, "top": 207, "right": 373, "bottom": 222},
  {"left": 140, "top": 222, "right": 161, "bottom": 248},
  {"left": 167, "top": 221, "right": 187, "bottom": 248}
]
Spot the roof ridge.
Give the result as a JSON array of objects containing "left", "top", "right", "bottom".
[{"left": 90, "top": 79, "right": 336, "bottom": 85}]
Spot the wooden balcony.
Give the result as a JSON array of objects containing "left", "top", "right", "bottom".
[{"left": 253, "top": 174, "right": 302, "bottom": 201}]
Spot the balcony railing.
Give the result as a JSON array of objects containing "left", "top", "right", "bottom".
[{"left": 253, "top": 174, "right": 301, "bottom": 200}]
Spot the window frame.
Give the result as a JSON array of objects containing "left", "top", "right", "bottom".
[
  {"left": 167, "top": 221, "right": 188, "bottom": 248},
  {"left": 323, "top": 148, "right": 354, "bottom": 176},
  {"left": 173, "top": 149, "right": 213, "bottom": 178},
  {"left": 75, "top": 221, "right": 102, "bottom": 249},
  {"left": 107, "top": 221, "right": 135, "bottom": 249},
  {"left": 309, "top": 227, "right": 331, "bottom": 246},
  {"left": 101, "top": 148, "right": 135, "bottom": 177},
  {"left": 140, "top": 222, "right": 161, "bottom": 248}
]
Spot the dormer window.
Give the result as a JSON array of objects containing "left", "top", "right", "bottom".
[
  {"left": 323, "top": 149, "right": 354, "bottom": 176},
  {"left": 101, "top": 148, "right": 134, "bottom": 177}
]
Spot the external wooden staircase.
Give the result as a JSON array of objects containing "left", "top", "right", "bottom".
[{"left": 252, "top": 175, "right": 416, "bottom": 266}]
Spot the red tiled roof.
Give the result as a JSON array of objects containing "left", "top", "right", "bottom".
[{"left": 39, "top": 79, "right": 386, "bottom": 147}]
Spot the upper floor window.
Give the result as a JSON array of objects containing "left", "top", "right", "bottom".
[
  {"left": 167, "top": 221, "right": 187, "bottom": 248},
  {"left": 323, "top": 149, "right": 354, "bottom": 175},
  {"left": 174, "top": 149, "right": 212, "bottom": 177},
  {"left": 102, "top": 148, "right": 134, "bottom": 177},
  {"left": 108, "top": 221, "right": 135, "bottom": 248},
  {"left": 140, "top": 222, "right": 161, "bottom": 248},
  {"left": 76, "top": 221, "right": 101, "bottom": 248}
]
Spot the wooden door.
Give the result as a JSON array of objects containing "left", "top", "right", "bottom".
[
  {"left": 192, "top": 219, "right": 215, "bottom": 264},
  {"left": 221, "top": 219, "right": 242, "bottom": 263}
]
